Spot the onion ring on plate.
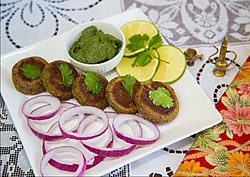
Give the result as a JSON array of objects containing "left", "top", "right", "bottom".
[
  {"left": 42, "top": 121, "right": 78, "bottom": 172},
  {"left": 40, "top": 146, "right": 86, "bottom": 176},
  {"left": 28, "top": 120, "right": 65, "bottom": 141},
  {"left": 42, "top": 129, "right": 113, "bottom": 171},
  {"left": 43, "top": 117, "right": 114, "bottom": 171},
  {"left": 112, "top": 114, "right": 160, "bottom": 145},
  {"left": 27, "top": 102, "right": 78, "bottom": 141},
  {"left": 104, "top": 111, "right": 118, "bottom": 119},
  {"left": 84, "top": 126, "right": 113, "bottom": 169},
  {"left": 81, "top": 119, "right": 142, "bottom": 157},
  {"left": 22, "top": 95, "right": 61, "bottom": 120},
  {"left": 59, "top": 106, "right": 109, "bottom": 140}
]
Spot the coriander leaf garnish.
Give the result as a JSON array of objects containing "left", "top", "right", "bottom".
[
  {"left": 132, "top": 51, "right": 152, "bottom": 67},
  {"left": 58, "top": 63, "right": 74, "bottom": 87},
  {"left": 122, "top": 74, "right": 136, "bottom": 97},
  {"left": 21, "top": 64, "right": 41, "bottom": 80},
  {"left": 149, "top": 87, "right": 174, "bottom": 109},
  {"left": 83, "top": 71, "right": 103, "bottom": 94},
  {"left": 148, "top": 34, "right": 163, "bottom": 49},
  {"left": 126, "top": 34, "right": 149, "bottom": 52},
  {"left": 126, "top": 33, "right": 163, "bottom": 67}
]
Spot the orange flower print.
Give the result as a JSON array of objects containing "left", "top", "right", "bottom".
[
  {"left": 237, "top": 82, "right": 250, "bottom": 97},
  {"left": 174, "top": 160, "right": 207, "bottom": 177},
  {"left": 220, "top": 103, "right": 250, "bottom": 136},
  {"left": 226, "top": 151, "right": 250, "bottom": 176}
]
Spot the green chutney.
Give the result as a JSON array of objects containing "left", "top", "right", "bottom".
[{"left": 69, "top": 26, "right": 122, "bottom": 64}]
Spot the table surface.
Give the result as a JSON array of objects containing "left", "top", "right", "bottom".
[{"left": 1, "top": 0, "right": 250, "bottom": 176}]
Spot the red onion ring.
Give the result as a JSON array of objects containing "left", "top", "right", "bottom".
[
  {"left": 59, "top": 106, "right": 109, "bottom": 140},
  {"left": 42, "top": 122, "right": 77, "bottom": 172},
  {"left": 81, "top": 120, "right": 141, "bottom": 157},
  {"left": 112, "top": 114, "right": 160, "bottom": 145},
  {"left": 21, "top": 94, "right": 161, "bottom": 176},
  {"left": 40, "top": 146, "right": 86, "bottom": 176},
  {"left": 27, "top": 102, "right": 78, "bottom": 141},
  {"left": 22, "top": 95, "right": 61, "bottom": 120},
  {"left": 28, "top": 120, "right": 65, "bottom": 141},
  {"left": 84, "top": 126, "right": 113, "bottom": 169},
  {"left": 105, "top": 111, "right": 118, "bottom": 119},
  {"left": 42, "top": 117, "right": 114, "bottom": 171}
]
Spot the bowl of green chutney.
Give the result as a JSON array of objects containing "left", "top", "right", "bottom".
[{"left": 65, "top": 21, "right": 125, "bottom": 74}]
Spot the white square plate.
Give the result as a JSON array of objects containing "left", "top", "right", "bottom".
[{"left": 1, "top": 8, "right": 222, "bottom": 176}]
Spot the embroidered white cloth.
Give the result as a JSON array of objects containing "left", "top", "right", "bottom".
[{"left": 1, "top": 0, "right": 249, "bottom": 176}]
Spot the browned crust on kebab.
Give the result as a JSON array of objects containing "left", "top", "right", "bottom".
[
  {"left": 105, "top": 76, "right": 141, "bottom": 114},
  {"left": 12, "top": 56, "right": 49, "bottom": 95},
  {"left": 135, "top": 81, "right": 179, "bottom": 124},
  {"left": 41, "top": 60, "right": 79, "bottom": 101},
  {"left": 71, "top": 73, "right": 108, "bottom": 110}
]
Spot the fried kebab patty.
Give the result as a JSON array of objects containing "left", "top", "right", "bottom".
[
  {"left": 71, "top": 73, "right": 108, "bottom": 110},
  {"left": 135, "top": 81, "right": 179, "bottom": 124},
  {"left": 41, "top": 60, "right": 79, "bottom": 101},
  {"left": 105, "top": 76, "right": 141, "bottom": 114},
  {"left": 12, "top": 56, "right": 48, "bottom": 95}
]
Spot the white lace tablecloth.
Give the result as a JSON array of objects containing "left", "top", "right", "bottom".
[{"left": 1, "top": 0, "right": 250, "bottom": 176}]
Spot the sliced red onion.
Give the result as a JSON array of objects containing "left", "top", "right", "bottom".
[
  {"left": 42, "top": 125, "right": 79, "bottom": 172},
  {"left": 31, "top": 104, "right": 51, "bottom": 115},
  {"left": 81, "top": 120, "right": 141, "bottom": 157},
  {"left": 78, "top": 115, "right": 113, "bottom": 168},
  {"left": 28, "top": 120, "right": 65, "bottom": 141},
  {"left": 40, "top": 146, "right": 86, "bottom": 176},
  {"left": 42, "top": 137, "right": 79, "bottom": 172},
  {"left": 112, "top": 114, "right": 160, "bottom": 145},
  {"left": 77, "top": 114, "right": 114, "bottom": 148},
  {"left": 85, "top": 126, "right": 113, "bottom": 169},
  {"left": 105, "top": 111, "right": 118, "bottom": 119},
  {"left": 21, "top": 95, "right": 161, "bottom": 175},
  {"left": 60, "top": 101, "right": 78, "bottom": 110},
  {"left": 31, "top": 101, "right": 77, "bottom": 116},
  {"left": 86, "top": 156, "right": 105, "bottom": 170},
  {"left": 43, "top": 118, "right": 113, "bottom": 171},
  {"left": 27, "top": 102, "right": 78, "bottom": 141},
  {"left": 59, "top": 106, "right": 109, "bottom": 140},
  {"left": 22, "top": 95, "right": 61, "bottom": 120},
  {"left": 81, "top": 138, "right": 136, "bottom": 157}
]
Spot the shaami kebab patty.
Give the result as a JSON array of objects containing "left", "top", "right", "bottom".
[
  {"left": 72, "top": 72, "right": 108, "bottom": 110},
  {"left": 12, "top": 56, "right": 49, "bottom": 95},
  {"left": 106, "top": 76, "right": 141, "bottom": 114},
  {"left": 135, "top": 81, "right": 179, "bottom": 124},
  {"left": 41, "top": 60, "right": 79, "bottom": 101}
]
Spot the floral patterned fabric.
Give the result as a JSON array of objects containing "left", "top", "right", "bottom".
[{"left": 175, "top": 56, "right": 250, "bottom": 176}]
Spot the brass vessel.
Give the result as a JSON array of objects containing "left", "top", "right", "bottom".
[
  {"left": 184, "top": 48, "right": 203, "bottom": 66},
  {"left": 208, "top": 36, "right": 237, "bottom": 77}
]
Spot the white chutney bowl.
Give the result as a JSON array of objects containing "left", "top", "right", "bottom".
[{"left": 65, "top": 21, "right": 125, "bottom": 74}]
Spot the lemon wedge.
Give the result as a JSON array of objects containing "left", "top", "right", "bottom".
[{"left": 121, "top": 20, "right": 159, "bottom": 57}]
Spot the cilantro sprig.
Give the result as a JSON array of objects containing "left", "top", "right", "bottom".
[
  {"left": 83, "top": 71, "right": 103, "bottom": 94},
  {"left": 127, "top": 34, "right": 149, "bottom": 52},
  {"left": 122, "top": 74, "right": 136, "bottom": 97},
  {"left": 21, "top": 64, "right": 41, "bottom": 80},
  {"left": 58, "top": 63, "right": 75, "bottom": 87},
  {"left": 149, "top": 87, "right": 174, "bottom": 109},
  {"left": 127, "top": 33, "right": 168, "bottom": 67}
]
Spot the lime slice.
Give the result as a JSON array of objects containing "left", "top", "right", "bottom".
[
  {"left": 121, "top": 20, "right": 159, "bottom": 57},
  {"left": 152, "top": 45, "right": 186, "bottom": 83},
  {"left": 116, "top": 55, "right": 159, "bottom": 82}
]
